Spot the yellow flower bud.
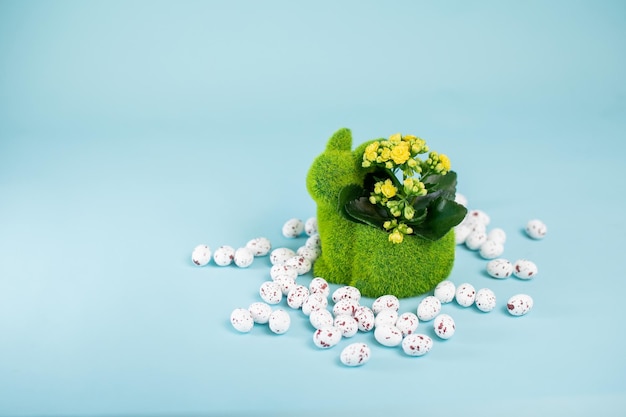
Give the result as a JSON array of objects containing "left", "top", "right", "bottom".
[
  {"left": 389, "top": 133, "right": 402, "bottom": 144},
  {"left": 439, "top": 154, "right": 451, "bottom": 172},
  {"left": 389, "top": 229, "right": 404, "bottom": 244}
]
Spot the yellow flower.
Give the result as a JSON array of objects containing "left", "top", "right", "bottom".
[
  {"left": 390, "top": 142, "right": 410, "bottom": 165},
  {"left": 378, "top": 147, "right": 391, "bottom": 162},
  {"left": 380, "top": 179, "right": 397, "bottom": 199},
  {"left": 439, "top": 154, "right": 451, "bottom": 172},
  {"left": 389, "top": 229, "right": 404, "bottom": 244},
  {"left": 389, "top": 133, "right": 402, "bottom": 144},
  {"left": 364, "top": 142, "right": 379, "bottom": 162}
]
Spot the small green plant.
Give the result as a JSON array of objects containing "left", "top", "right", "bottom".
[{"left": 339, "top": 133, "right": 467, "bottom": 244}]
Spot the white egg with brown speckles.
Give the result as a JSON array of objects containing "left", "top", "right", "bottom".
[
  {"left": 333, "top": 314, "right": 359, "bottom": 337},
  {"left": 455, "top": 283, "right": 476, "bottom": 307},
  {"left": 233, "top": 247, "right": 254, "bottom": 268},
  {"left": 374, "top": 325, "right": 403, "bottom": 347},
  {"left": 371, "top": 294, "right": 400, "bottom": 314},
  {"left": 513, "top": 259, "right": 538, "bottom": 279},
  {"left": 313, "top": 326, "right": 342, "bottom": 348},
  {"left": 486, "top": 259, "right": 513, "bottom": 279},
  {"left": 269, "top": 247, "right": 296, "bottom": 265},
  {"left": 396, "top": 312, "right": 419, "bottom": 336},
  {"left": 507, "top": 294, "right": 533, "bottom": 316},
  {"left": 191, "top": 244, "right": 211, "bottom": 266},
  {"left": 479, "top": 239, "right": 504, "bottom": 259},
  {"left": 525, "top": 219, "right": 547, "bottom": 239},
  {"left": 475, "top": 288, "right": 497, "bottom": 312},
  {"left": 282, "top": 218, "right": 304, "bottom": 238},
  {"left": 353, "top": 306, "right": 375, "bottom": 332},
  {"left": 286, "top": 285, "right": 309, "bottom": 309},
  {"left": 309, "top": 309, "right": 334, "bottom": 330},
  {"left": 340, "top": 342, "right": 371, "bottom": 366},
  {"left": 433, "top": 314, "right": 456, "bottom": 339},
  {"left": 417, "top": 296, "right": 441, "bottom": 321},
  {"left": 402, "top": 333, "right": 433, "bottom": 356},
  {"left": 248, "top": 302, "right": 272, "bottom": 324},
  {"left": 230, "top": 308, "right": 254, "bottom": 333},
  {"left": 304, "top": 217, "right": 318, "bottom": 236},
  {"left": 434, "top": 280, "right": 456, "bottom": 303},
  {"left": 259, "top": 281, "right": 282, "bottom": 305},
  {"left": 245, "top": 237, "right": 271, "bottom": 256},
  {"left": 213, "top": 245, "right": 235, "bottom": 266},
  {"left": 268, "top": 309, "right": 291, "bottom": 334}
]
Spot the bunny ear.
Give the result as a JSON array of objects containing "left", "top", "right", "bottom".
[{"left": 326, "top": 128, "right": 352, "bottom": 151}]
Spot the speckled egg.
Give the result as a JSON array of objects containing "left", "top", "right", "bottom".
[
  {"left": 395, "top": 312, "right": 419, "bottom": 336},
  {"left": 455, "top": 283, "right": 476, "bottom": 307},
  {"left": 259, "top": 281, "right": 283, "bottom": 305},
  {"left": 525, "top": 219, "right": 547, "bottom": 239},
  {"left": 333, "top": 298, "right": 360, "bottom": 317},
  {"left": 191, "top": 244, "right": 211, "bottom": 266},
  {"left": 402, "top": 334, "right": 433, "bottom": 356},
  {"left": 454, "top": 223, "right": 472, "bottom": 245},
  {"left": 507, "top": 294, "right": 533, "bottom": 316},
  {"left": 282, "top": 218, "right": 304, "bottom": 238},
  {"left": 332, "top": 286, "right": 361, "bottom": 303},
  {"left": 434, "top": 280, "right": 456, "bottom": 303},
  {"left": 309, "top": 309, "right": 334, "bottom": 329},
  {"left": 465, "top": 230, "right": 487, "bottom": 250},
  {"left": 333, "top": 314, "right": 359, "bottom": 337},
  {"left": 487, "top": 228, "right": 507, "bottom": 245},
  {"left": 286, "top": 285, "right": 309, "bottom": 309},
  {"left": 270, "top": 264, "right": 298, "bottom": 281},
  {"left": 309, "top": 277, "right": 330, "bottom": 298},
  {"left": 304, "top": 217, "right": 318, "bottom": 236},
  {"left": 353, "top": 306, "right": 375, "bottom": 332},
  {"left": 305, "top": 233, "right": 321, "bottom": 249},
  {"left": 230, "top": 308, "right": 254, "bottom": 333},
  {"left": 248, "top": 302, "right": 272, "bottom": 324},
  {"left": 433, "top": 314, "right": 456, "bottom": 339},
  {"left": 486, "top": 258, "right": 513, "bottom": 279},
  {"left": 374, "top": 308, "right": 399, "bottom": 328},
  {"left": 245, "top": 237, "right": 272, "bottom": 256},
  {"left": 374, "top": 325, "right": 403, "bottom": 347},
  {"left": 371, "top": 294, "right": 400, "bottom": 314},
  {"left": 465, "top": 209, "right": 491, "bottom": 226},
  {"left": 417, "top": 296, "right": 442, "bottom": 321},
  {"left": 268, "top": 309, "right": 291, "bottom": 334},
  {"left": 296, "top": 245, "right": 320, "bottom": 262},
  {"left": 474, "top": 288, "right": 497, "bottom": 312},
  {"left": 273, "top": 274, "right": 296, "bottom": 295},
  {"left": 479, "top": 240, "right": 504, "bottom": 259},
  {"left": 233, "top": 247, "right": 254, "bottom": 268},
  {"left": 313, "top": 326, "right": 342, "bottom": 348},
  {"left": 340, "top": 342, "right": 371, "bottom": 366},
  {"left": 513, "top": 259, "right": 538, "bottom": 279},
  {"left": 213, "top": 245, "right": 235, "bottom": 267},
  {"left": 301, "top": 293, "right": 328, "bottom": 316},
  {"left": 269, "top": 247, "right": 296, "bottom": 265},
  {"left": 283, "top": 255, "right": 311, "bottom": 275}
]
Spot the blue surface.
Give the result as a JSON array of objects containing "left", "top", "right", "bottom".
[{"left": 1, "top": 1, "right": 625, "bottom": 416}]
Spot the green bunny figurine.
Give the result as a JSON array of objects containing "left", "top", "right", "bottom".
[{"left": 306, "top": 128, "right": 456, "bottom": 298}]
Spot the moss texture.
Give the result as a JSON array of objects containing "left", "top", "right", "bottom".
[{"left": 306, "top": 128, "right": 455, "bottom": 299}]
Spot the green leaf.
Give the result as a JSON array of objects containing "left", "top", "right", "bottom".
[
  {"left": 344, "top": 197, "right": 390, "bottom": 228},
  {"left": 412, "top": 197, "right": 467, "bottom": 241},
  {"left": 422, "top": 170, "right": 458, "bottom": 200}
]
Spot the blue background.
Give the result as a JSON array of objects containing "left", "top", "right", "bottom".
[{"left": 1, "top": 1, "right": 625, "bottom": 416}]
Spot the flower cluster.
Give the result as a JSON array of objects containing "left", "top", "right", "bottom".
[{"left": 361, "top": 133, "right": 453, "bottom": 244}]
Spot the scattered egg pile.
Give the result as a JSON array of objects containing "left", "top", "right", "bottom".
[{"left": 194, "top": 193, "right": 547, "bottom": 367}]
